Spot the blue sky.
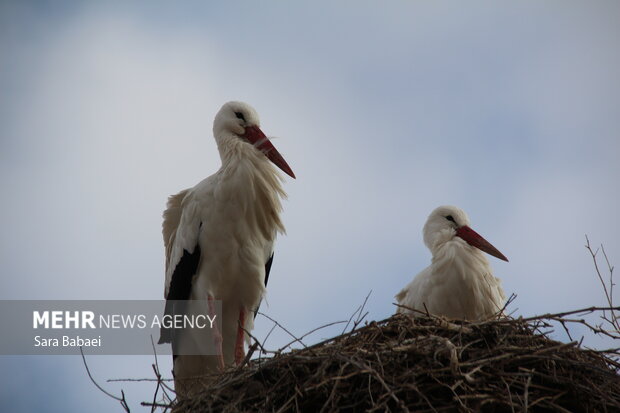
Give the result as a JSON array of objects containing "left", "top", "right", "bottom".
[{"left": 1, "top": 1, "right": 619, "bottom": 411}]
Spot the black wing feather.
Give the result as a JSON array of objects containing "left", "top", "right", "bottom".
[
  {"left": 158, "top": 242, "right": 201, "bottom": 344},
  {"left": 254, "top": 252, "right": 274, "bottom": 319},
  {"left": 264, "top": 253, "right": 274, "bottom": 288}
]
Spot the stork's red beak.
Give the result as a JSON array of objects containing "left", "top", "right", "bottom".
[
  {"left": 455, "top": 226, "right": 509, "bottom": 262},
  {"left": 242, "top": 125, "right": 296, "bottom": 179}
]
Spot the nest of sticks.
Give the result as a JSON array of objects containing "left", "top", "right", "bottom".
[{"left": 172, "top": 312, "right": 620, "bottom": 412}]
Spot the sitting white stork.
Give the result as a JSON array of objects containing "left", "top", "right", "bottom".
[
  {"left": 159, "top": 101, "right": 295, "bottom": 394},
  {"left": 396, "top": 205, "right": 508, "bottom": 321}
]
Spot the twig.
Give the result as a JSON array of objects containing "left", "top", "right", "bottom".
[
  {"left": 277, "top": 320, "right": 346, "bottom": 353},
  {"left": 149, "top": 337, "right": 161, "bottom": 413},
  {"left": 261, "top": 322, "right": 278, "bottom": 356},
  {"left": 511, "top": 306, "right": 620, "bottom": 324},
  {"left": 241, "top": 341, "right": 259, "bottom": 367},
  {"left": 585, "top": 235, "right": 619, "bottom": 333},
  {"left": 140, "top": 402, "right": 172, "bottom": 409},
  {"left": 239, "top": 323, "right": 271, "bottom": 356},
  {"left": 257, "top": 311, "right": 308, "bottom": 350},
  {"left": 107, "top": 378, "right": 173, "bottom": 383},
  {"left": 523, "top": 370, "right": 533, "bottom": 412},
  {"left": 80, "top": 347, "right": 131, "bottom": 412},
  {"left": 342, "top": 290, "right": 372, "bottom": 334},
  {"left": 278, "top": 319, "right": 348, "bottom": 353},
  {"left": 501, "top": 293, "right": 518, "bottom": 317}
]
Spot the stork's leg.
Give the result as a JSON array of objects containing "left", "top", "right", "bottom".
[
  {"left": 234, "top": 308, "right": 246, "bottom": 365},
  {"left": 207, "top": 296, "right": 225, "bottom": 370}
]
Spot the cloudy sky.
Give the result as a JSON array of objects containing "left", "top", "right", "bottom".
[{"left": 1, "top": 1, "right": 619, "bottom": 411}]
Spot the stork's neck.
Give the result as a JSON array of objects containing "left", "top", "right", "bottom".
[
  {"left": 217, "top": 139, "right": 287, "bottom": 238},
  {"left": 431, "top": 236, "right": 491, "bottom": 275}
]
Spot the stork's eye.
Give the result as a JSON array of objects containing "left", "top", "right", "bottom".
[
  {"left": 445, "top": 215, "right": 456, "bottom": 223},
  {"left": 235, "top": 112, "right": 246, "bottom": 122}
]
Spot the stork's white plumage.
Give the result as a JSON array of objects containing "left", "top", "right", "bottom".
[
  {"left": 159, "top": 101, "right": 294, "bottom": 394},
  {"left": 396, "top": 205, "right": 508, "bottom": 321}
]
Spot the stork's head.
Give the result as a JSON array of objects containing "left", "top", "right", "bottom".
[
  {"left": 213, "top": 101, "right": 295, "bottom": 178},
  {"left": 423, "top": 205, "right": 508, "bottom": 261}
]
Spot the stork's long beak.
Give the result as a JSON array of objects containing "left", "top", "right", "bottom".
[
  {"left": 455, "top": 226, "right": 509, "bottom": 262},
  {"left": 243, "top": 125, "right": 296, "bottom": 179}
]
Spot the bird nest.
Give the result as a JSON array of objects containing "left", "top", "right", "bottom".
[{"left": 172, "top": 313, "right": 620, "bottom": 412}]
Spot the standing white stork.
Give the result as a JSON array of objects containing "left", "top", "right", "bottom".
[
  {"left": 159, "top": 101, "right": 295, "bottom": 394},
  {"left": 396, "top": 205, "right": 508, "bottom": 320}
]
